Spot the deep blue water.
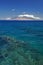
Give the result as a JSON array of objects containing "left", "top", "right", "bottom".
[
  {"left": 0, "top": 20, "right": 43, "bottom": 49},
  {"left": 0, "top": 20, "right": 43, "bottom": 65}
]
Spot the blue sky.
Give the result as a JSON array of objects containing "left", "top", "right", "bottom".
[{"left": 0, "top": 0, "right": 43, "bottom": 19}]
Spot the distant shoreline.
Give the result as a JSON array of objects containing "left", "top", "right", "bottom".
[{"left": 0, "top": 20, "right": 43, "bottom": 22}]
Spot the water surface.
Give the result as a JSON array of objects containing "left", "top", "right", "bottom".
[{"left": 0, "top": 20, "right": 43, "bottom": 65}]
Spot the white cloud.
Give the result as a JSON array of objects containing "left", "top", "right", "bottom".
[
  {"left": 18, "top": 14, "right": 40, "bottom": 20},
  {"left": 5, "top": 17, "right": 11, "bottom": 20},
  {"left": 0, "top": 13, "right": 41, "bottom": 20},
  {"left": 18, "top": 14, "right": 34, "bottom": 18},
  {"left": 11, "top": 9, "right": 15, "bottom": 11}
]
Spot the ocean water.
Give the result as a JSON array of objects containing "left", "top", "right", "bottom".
[{"left": 0, "top": 20, "right": 43, "bottom": 65}]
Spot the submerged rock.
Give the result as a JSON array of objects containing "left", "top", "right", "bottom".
[{"left": 0, "top": 35, "right": 43, "bottom": 65}]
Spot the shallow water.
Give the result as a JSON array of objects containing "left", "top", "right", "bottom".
[{"left": 0, "top": 20, "right": 43, "bottom": 65}]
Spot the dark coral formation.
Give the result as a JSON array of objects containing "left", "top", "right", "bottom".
[{"left": 0, "top": 36, "right": 43, "bottom": 65}]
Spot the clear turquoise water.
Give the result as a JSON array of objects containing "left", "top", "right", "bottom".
[{"left": 0, "top": 20, "right": 43, "bottom": 65}]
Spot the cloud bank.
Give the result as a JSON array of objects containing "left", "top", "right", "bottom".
[
  {"left": 17, "top": 14, "right": 40, "bottom": 20},
  {"left": 0, "top": 13, "right": 41, "bottom": 20}
]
